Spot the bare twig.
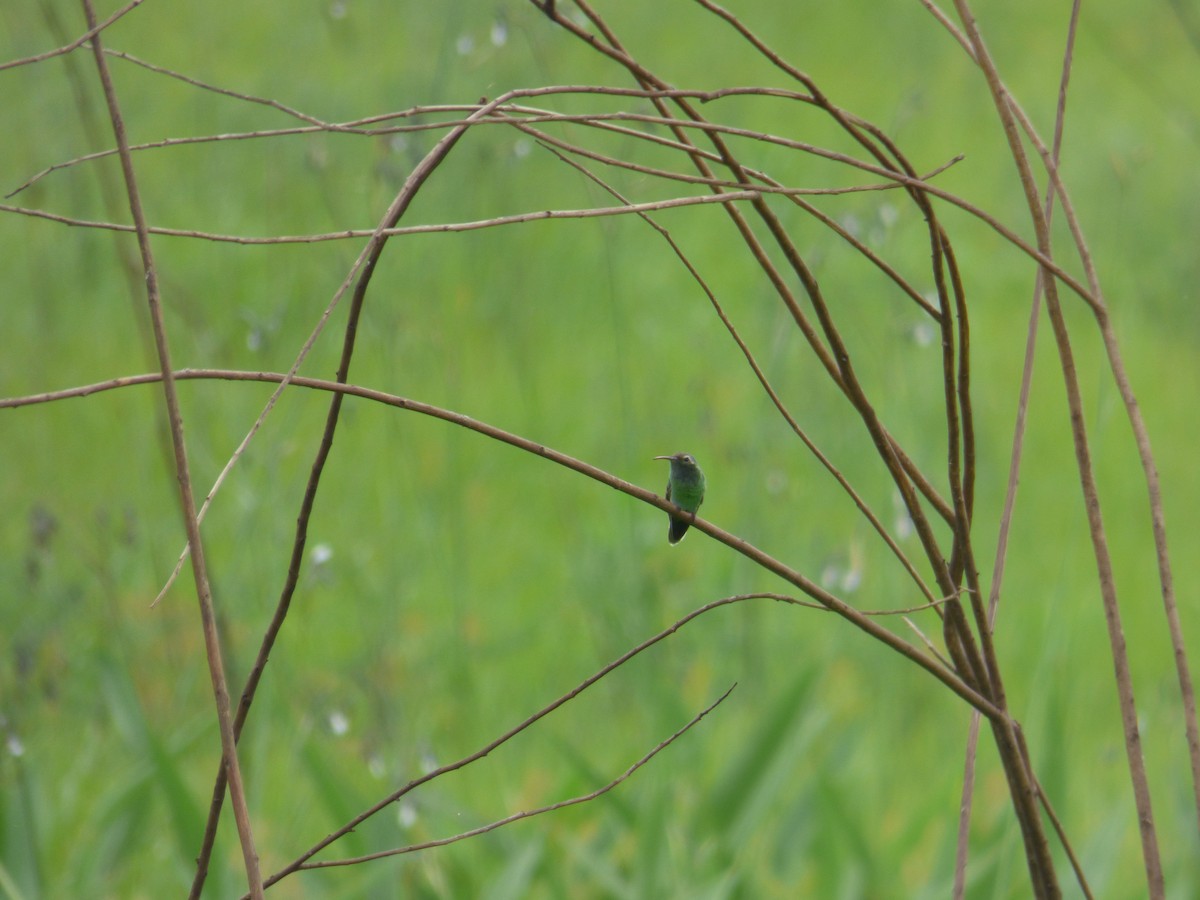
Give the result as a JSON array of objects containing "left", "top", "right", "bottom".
[
  {"left": 920, "top": 16, "right": 1191, "bottom": 831},
  {"left": 529, "top": 1, "right": 1068, "bottom": 894},
  {"left": 0, "top": 0, "right": 145, "bottom": 72},
  {"left": 528, "top": 138, "right": 940, "bottom": 605},
  {"left": 954, "top": 1, "right": 1082, "bottom": 895},
  {"left": 251, "top": 590, "right": 967, "bottom": 890},
  {"left": 950, "top": 0, "right": 1161, "bottom": 895},
  {"left": 78, "top": 1, "right": 263, "bottom": 896},
  {"left": 274, "top": 686, "right": 736, "bottom": 886},
  {"left": 185, "top": 93, "right": 524, "bottom": 897},
  {"left": 9, "top": 5, "right": 1185, "bottom": 894},
  {"left": 3, "top": 366, "right": 1002, "bottom": 717}
]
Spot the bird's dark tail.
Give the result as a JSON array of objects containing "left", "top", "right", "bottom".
[{"left": 668, "top": 516, "right": 690, "bottom": 544}]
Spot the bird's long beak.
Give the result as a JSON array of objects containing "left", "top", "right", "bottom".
[{"left": 653, "top": 455, "right": 671, "bottom": 460}]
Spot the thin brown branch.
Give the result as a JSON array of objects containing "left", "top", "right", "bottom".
[
  {"left": 542, "top": 1, "right": 968, "bottom": 563},
  {"left": 951, "top": 0, "right": 1159, "bottom": 895},
  {"left": 684, "top": 0, "right": 1052, "bottom": 891},
  {"left": 536, "top": 3, "right": 1059, "bottom": 896},
  {"left": 530, "top": 138, "right": 940, "bottom": 605},
  {"left": 96, "top": 47, "right": 341, "bottom": 128},
  {"left": 502, "top": 113, "right": 948, "bottom": 321},
  {"left": 923, "top": 10, "right": 1194, "bottom": 826},
  {"left": 902, "top": 614, "right": 956, "bottom": 671},
  {"left": 957, "top": 2, "right": 1082, "bottom": 895},
  {"left": 2, "top": 103, "right": 1104, "bottom": 318},
  {"left": 0, "top": 88, "right": 892, "bottom": 198},
  {"left": 185, "top": 93, "right": 518, "bottom": 898},
  {"left": 2, "top": 191, "right": 771, "bottom": 240},
  {"left": 2, "top": 367, "right": 1002, "bottom": 719},
  {"left": 254, "top": 592, "right": 973, "bottom": 890},
  {"left": 1022, "top": 739, "right": 1095, "bottom": 899},
  {"left": 290, "top": 686, "right": 736, "bottom": 876},
  {"left": 0, "top": 0, "right": 145, "bottom": 72},
  {"left": 79, "top": 1, "right": 263, "bottom": 896},
  {"left": 684, "top": 0, "right": 984, "bottom": 627},
  {"left": 253, "top": 597, "right": 751, "bottom": 891}
]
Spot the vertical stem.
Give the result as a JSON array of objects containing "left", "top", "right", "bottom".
[
  {"left": 950, "top": 1, "right": 1163, "bottom": 895},
  {"left": 187, "top": 95, "right": 513, "bottom": 898},
  {"left": 80, "top": 4, "right": 263, "bottom": 897}
]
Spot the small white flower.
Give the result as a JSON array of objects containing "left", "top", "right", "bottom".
[
  {"left": 911, "top": 321, "right": 935, "bottom": 347},
  {"left": 328, "top": 710, "right": 349, "bottom": 736},
  {"left": 397, "top": 800, "right": 418, "bottom": 828}
]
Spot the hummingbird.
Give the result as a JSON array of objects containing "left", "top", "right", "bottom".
[{"left": 654, "top": 452, "right": 706, "bottom": 544}]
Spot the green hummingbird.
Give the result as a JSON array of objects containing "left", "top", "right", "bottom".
[{"left": 654, "top": 452, "right": 706, "bottom": 544}]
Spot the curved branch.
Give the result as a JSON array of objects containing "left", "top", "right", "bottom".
[
  {"left": 2, "top": 367, "right": 1001, "bottom": 719},
  {"left": 257, "top": 684, "right": 737, "bottom": 894}
]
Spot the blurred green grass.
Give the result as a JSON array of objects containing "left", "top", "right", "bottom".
[{"left": 2, "top": 0, "right": 1199, "bottom": 897}]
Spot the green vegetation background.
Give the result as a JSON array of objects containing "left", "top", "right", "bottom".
[{"left": 1, "top": 1, "right": 1198, "bottom": 897}]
